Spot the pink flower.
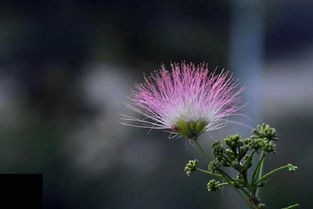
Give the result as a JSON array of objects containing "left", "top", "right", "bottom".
[{"left": 122, "top": 62, "right": 244, "bottom": 139}]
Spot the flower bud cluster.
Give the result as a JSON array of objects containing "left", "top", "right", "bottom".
[
  {"left": 183, "top": 123, "right": 298, "bottom": 209},
  {"left": 287, "top": 164, "right": 298, "bottom": 173},
  {"left": 252, "top": 123, "right": 278, "bottom": 141},
  {"left": 245, "top": 138, "right": 276, "bottom": 154},
  {"left": 208, "top": 160, "right": 220, "bottom": 173},
  {"left": 210, "top": 126, "right": 278, "bottom": 171},
  {"left": 184, "top": 159, "right": 199, "bottom": 176},
  {"left": 206, "top": 124, "right": 280, "bottom": 193},
  {"left": 207, "top": 179, "right": 220, "bottom": 192}
]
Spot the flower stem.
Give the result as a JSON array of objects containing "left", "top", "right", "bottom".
[
  {"left": 253, "top": 151, "right": 265, "bottom": 196},
  {"left": 234, "top": 188, "right": 254, "bottom": 209},
  {"left": 216, "top": 168, "right": 255, "bottom": 209},
  {"left": 192, "top": 139, "right": 211, "bottom": 161},
  {"left": 258, "top": 152, "right": 265, "bottom": 180},
  {"left": 196, "top": 168, "right": 222, "bottom": 178},
  {"left": 192, "top": 139, "right": 255, "bottom": 209},
  {"left": 217, "top": 182, "right": 229, "bottom": 187},
  {"left": 282, "top": 203, "right": 300, "bottom": 209},
  {"left": 256, "top": 164, "right": 291, "bottom": 185}
]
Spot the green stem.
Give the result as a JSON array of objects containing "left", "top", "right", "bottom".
[
  {"left": 217, "top": 169, "right": 254, "bottom": 208},
  {"left": 282, "top": 203, "right": 300, "bottom": 209},
  {"left": 192, "top": 139, "right": 254, "bottom": 209},
  {"left": 257, "top": 152, "right": 265, "bottom": 186},
  {"left": 252, "top": 151, "right": 265, "bottom": 196},
  {"left": 197, "top": 168, "right": 252, "bottom": 207},
  {"left": 256, "top": 164, "right": 291, "bottom": 185},
  {"left": 217, "top": 169, "right": 234, "bottom": 184},
  {"left": 243, "top": 172, "right": 254, "bottom": 192},
  {"left": 217, "top": 182, "right": 229, "bottom": 187},
  {"left": 196, "top": 168, "right": 222, "bottom": 178},
  {"left": 192, "top": 139, "right": 211, "bottom": 161},
  {"left": 243, "top": 151, "right": 256, "bottom": 171},
  {"left": 252, "top": 151, "right": 265, "bottom": 182},
  {"left": 234, "top": 188, "right": 254, "bottom": 209}
]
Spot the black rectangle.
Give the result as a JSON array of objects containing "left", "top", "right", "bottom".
[{"left": 0, "top": 174, "right": 42, "bottom": 209}]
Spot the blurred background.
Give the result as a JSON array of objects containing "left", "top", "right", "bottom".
[{"left": 0, "top": 0, "right": 312, "bottom": 208}]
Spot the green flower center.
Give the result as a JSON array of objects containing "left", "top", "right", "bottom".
[{"left": 174, "top": 119, "right": 208, "bottom": 139}]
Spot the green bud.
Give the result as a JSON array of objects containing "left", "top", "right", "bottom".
[
  {"left": 225, "top": 149, "right": 235, "bottom": 158},
  {"left": 207, "top": 179, "right": 220, "bottom": 192},
  {"left": 262, "top": 140, "right": 276, "bottom": 154},
  {"left": 247, "top": 138, "right": 263, "bottom": 151},
  {"left": 287, "top": 164, "right": 298, "bottom": 173},
  {"left": 208, "top": 160, "right": 220, "bottom": 173},
  {"left": 242, "top": 154, "right": 253, "bottom": 171},
  {"left": 238, "top": 144, "right": 249, "bottom": 160},
  {"left": 184, "top": 159, "right": 199, "bottom": 176},
  {"left": 253, "top": 123, "right": 278, "bottom": 141},
  {"left": 220, "top": 158, "right": 230, "bottom": 167},
  {"left": 224, "top": 134, "right": 241, "bottom": 149},
  {"left": 258, "top": 203, "right": 266, "bottom": 209},
  {"left": 212, "top": 141, "right": 224, "bottom": 159},
  {"left": 231, "top": 160, "right": 240, "bottom": 168}
]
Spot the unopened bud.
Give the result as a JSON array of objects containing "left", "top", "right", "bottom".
[
  {"left": 287, "top": 164, "right": 298, "bottom": 173},
  {"left": 184, "top": 159, "right": 199, "bottom": 176},
  {"left": 207, "top": 179, "right": 220, "bottom": 192}
]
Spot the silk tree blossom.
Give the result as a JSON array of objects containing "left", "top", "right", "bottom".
[
  {"left": 122, "top": 62, "right": 244, "bottom": 139},
  {"left": 121, "top": 63, "right": 300, "bottom": 209}
]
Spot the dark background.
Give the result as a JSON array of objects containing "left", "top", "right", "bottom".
[{"left": 0, "top": 0, "right": 312, "bottom": 208}]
